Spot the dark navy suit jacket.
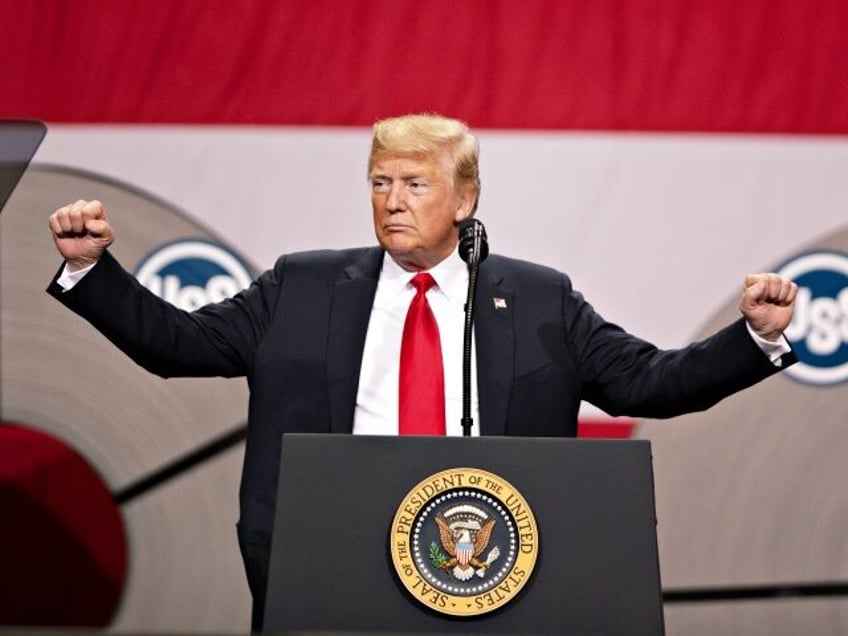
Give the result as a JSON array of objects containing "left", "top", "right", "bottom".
[{"left": 49, "top": 247, "right": 792, "bottom": 626}]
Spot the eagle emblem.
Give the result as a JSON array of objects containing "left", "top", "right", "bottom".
[
  {"left": 432, "top": 504, "right": 501, "bottom": 581},
  {"left": 391, "top": 469, "right": 539, "bottom": 616}
]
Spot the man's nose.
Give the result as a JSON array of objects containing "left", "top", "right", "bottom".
[{"left": 386, "top": 182, "right": 407, "bottom": 212}]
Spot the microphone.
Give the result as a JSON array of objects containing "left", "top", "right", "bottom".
[
  {"left": 458, "top": 218, "right": 488, "bottom": 436},
  {"left": 458, "top": 218, "right": 489, "bottom": 266}
]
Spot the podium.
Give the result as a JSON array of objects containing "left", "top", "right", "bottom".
[{"left": 264, "top": 434, "right": 664, "bottom": 634}]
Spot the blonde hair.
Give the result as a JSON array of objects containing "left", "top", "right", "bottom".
[{"left": 369, "top": 113, "right": 481, "bottom": 212}]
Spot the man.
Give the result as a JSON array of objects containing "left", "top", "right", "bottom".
[{"left": 47, "top": 114, "right": 797, "bottom": 627}]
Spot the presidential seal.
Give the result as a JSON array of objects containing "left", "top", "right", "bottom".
[{"left": 390, "top": 467, "right": 539, "bottom": 617}]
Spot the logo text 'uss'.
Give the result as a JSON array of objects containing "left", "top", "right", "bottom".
[
  {"left": 778, "top": 251, "right": 848, "bottom": 386},
  {"left": 133, "top": 239, "right": 255, "bottom": 311}
]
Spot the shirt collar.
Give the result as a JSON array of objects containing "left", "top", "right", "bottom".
[{"left": 381, "top": 249, "right": 469, "bottom": 304}]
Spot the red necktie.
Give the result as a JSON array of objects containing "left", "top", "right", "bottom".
[{"left": 399, "top": 273, "right": 446, "bottom": 435}]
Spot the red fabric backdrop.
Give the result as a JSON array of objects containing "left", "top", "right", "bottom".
[{"left": 2, "top": 0, "right": 847, "bottom": 132}]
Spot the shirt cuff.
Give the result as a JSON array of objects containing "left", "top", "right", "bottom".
[
  {"left": 745, "top": 321, "right": 792, "bottom": 367},
  {"left": 56, "top": 262, "right": 97, "bottom": 291}
]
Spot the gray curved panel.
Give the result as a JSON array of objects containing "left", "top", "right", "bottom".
[
  {"left": 635, "top": 226, "right": 848, "bottom": 592},
  {"left": 1, "top": 165, "right": 253, "bottom": 630}
]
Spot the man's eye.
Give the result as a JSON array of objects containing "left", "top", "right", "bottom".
[
  {"left": 409, "top": 181, "right": 428, "bottom": 192},
  {"left": 372, "top": 179, "right": 390, "bottom": 192}
]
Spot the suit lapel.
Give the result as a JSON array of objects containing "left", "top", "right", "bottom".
[
  {"left": 327, "top": 248, "right": 383, "bottom": 434},
  {"left": 474, "top": 265, "right": 515, "bottom": 437}
]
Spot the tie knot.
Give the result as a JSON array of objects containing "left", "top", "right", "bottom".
[{"left": 410, "top": 272, "right": 436, "bottom": 294}]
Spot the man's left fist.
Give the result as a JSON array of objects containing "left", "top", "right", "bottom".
[{"left": 740, "top": 273, "right": 798, "bottom": 342}]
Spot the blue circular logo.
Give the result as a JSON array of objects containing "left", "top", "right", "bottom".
[
  {"left": 777, "top": 251, "right": 848, "bottom": 386},
  {"left": 133, "top": 239, "right": 256, "bottom": 311}
]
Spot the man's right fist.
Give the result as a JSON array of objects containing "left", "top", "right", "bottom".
[{"left": 48, "top": 200, "right": 115, "bottom": 271}]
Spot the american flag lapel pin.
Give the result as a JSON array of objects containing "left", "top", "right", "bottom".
[{"left": 493, "top": 297, "right": 507, "bottom": 309}]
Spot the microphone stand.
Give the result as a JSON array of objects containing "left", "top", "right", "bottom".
[
  {"left": 460, "top": 223, "right": 485, "bottom": 437},
  {"left": 461, "top": 259, "right": 480, "bottom": 436}
]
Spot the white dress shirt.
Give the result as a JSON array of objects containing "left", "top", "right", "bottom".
[{"left": 352, "top": 252, "right": 479, "bottom": 436}]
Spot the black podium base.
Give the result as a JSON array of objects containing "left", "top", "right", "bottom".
[{"left": 265, "top": 434, "right": 664, "bottom": 634}]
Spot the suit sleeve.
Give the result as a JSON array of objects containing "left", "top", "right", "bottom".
[
  {"left": 561, "top": 274, "right": 796, "bottom": 418},
  {"left": 46, "top": 250, "right": 284, "bottom": 379}
]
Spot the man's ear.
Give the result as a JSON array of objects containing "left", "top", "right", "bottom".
[{"left": 453, "top": 187, "right": 477, "bottom": 223}]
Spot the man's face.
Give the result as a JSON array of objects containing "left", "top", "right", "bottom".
[{"left": 370, "top": 152, "right": 473, "bottom": 272}]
